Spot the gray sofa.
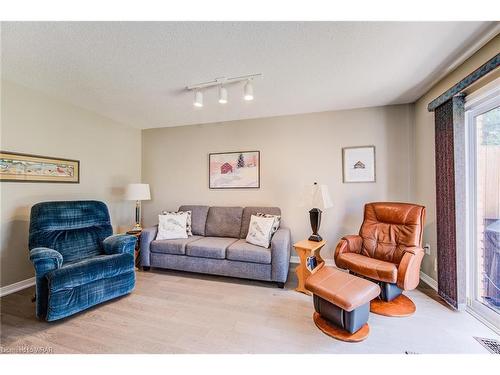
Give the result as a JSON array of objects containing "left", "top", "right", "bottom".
[{"left": 140, "top": 205, "right": 291, "bottom": 287}]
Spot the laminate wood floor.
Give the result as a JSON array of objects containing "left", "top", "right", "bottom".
[{"left": 1, "top": 268, "right": 498, "bottom": 354}]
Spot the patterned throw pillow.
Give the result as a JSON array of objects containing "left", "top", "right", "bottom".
[
  {"left": 256, "top": 212, "right": 281, "bottom": 234},
  {"left": 156, "top": 212, "right": 188, "bottom": 240},
  {"left": 246, "top": 214, "right": 275, "bottom": 248},
  {"left": 161, "top": 210, "right": 193, "bottom": 236}
]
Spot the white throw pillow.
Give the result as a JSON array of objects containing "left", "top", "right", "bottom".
[
  {"left": 246, "top": 214, "right": 275, "bottom": 248},
  {"left": 156, "top": 212, "right": 188, "bottom": 240},
  {"left": 161, "top": 210, "right": 193, "bottom": 236},
  {"left": 256, "top": 212, "right": 281, "bottom": 234}
]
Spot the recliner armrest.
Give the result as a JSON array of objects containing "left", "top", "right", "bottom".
[
  {"left": 103, "top": 234, "right": 137, "bottom": 255},
  {"left": 29, "top": 247, "right": 63, "bottom": 274},
  {"left": 402, "top": 246, "right": 424, "bottom": 255},
  {"left": 334, "top": 235, "right": 362, "bottom": 265},
  {"left": 397, "top": 249, "right": 425, "bottom": 290}
]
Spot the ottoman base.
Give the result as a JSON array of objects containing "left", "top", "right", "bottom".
[
  {"left": 370, "top": 294, "right": 416, "bottom": 317},
  {"left": 313, "top": 295, "right": 369, "bottom": 334},
  {"left": 313, "top": 312, "right": 370, "bottom": 342}
]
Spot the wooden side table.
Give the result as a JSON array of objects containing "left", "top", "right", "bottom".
[
  {"left": 293, "top": 239, "right": 326, "bottom": 295},
  {"left": 126, "top": 230, "right": 142, "bottom": 269}
]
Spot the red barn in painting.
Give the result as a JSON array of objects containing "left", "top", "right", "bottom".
[{"left": 220, "top": 163, "right": 233, "bottom": 174}]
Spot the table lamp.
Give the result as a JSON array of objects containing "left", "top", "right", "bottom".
[
  {"left": 308, "top": 182, "right": 333, "bottom": 242},
  {"left": 125, "top": 183, "right": 151, "bottom": 231}
]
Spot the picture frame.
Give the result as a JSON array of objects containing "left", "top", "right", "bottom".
[
  {"left": 209, "top": 151, "right": 260, "bottom": 189},
  {"left": 0, "top": 151, "right": 80, "bottom": 183},
  {"left": 342, "top": 145, "right": 376, "bottom": 183}
]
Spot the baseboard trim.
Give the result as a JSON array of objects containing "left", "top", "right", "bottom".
[
  {"left": 420, "top": 271, "right": 438, "bottom": 291},
  {"left": 290, "top": 256, "right": 335, "bottom": 267},
  {"left": 0, "top": 277, "right": 35, "bottom": 298}
]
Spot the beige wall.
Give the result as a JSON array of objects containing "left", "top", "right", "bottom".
[
  {"left": 413, "top": 34, "right": 500, "bottom": 280},
  {"left": 0, "top": 80, "right": 141, "bottom": 288},
  {"left": 142, "top": 104, "right": 414, "bottom": 260}
]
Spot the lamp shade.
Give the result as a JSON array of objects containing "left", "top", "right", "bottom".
[
  {"left": 310, "top": 183, "right": 333, "bottom": 210},
  {"left": 125, "top": 183, "right": 151, "bottom": 201}
]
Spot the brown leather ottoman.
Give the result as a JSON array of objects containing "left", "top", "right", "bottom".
[{"left": 305, "top": 266, "right": 381, "bottom": 342}]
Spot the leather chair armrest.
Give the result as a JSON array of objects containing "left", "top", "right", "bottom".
[
  {"left": 334, "top": 234, "right": 362, "bottom": 263},
  {"left": 140, "top": 225, "right": 158, "bottom": 267},
  {"left": 103, "top": 234, "right": 137, "bottom": 256},
  {"left": 271, "top": 227, "right": 291, "bottom": 283},
  {"left": 397, "top": 248, "right": 425, "bottom": 291}
]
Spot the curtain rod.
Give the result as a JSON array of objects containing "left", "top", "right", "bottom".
[{"left": 427, "top": 53, "right": 500, "bottom": 112}]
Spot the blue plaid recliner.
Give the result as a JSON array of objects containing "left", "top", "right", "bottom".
[{"left": 28, "top": 200, "right": 136, "bottom": 321}]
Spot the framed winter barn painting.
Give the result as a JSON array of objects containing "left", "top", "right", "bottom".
[
  {"left": 0, "top": 151, "right": 80, "bottom": 183},
  {"left": 209, "top": 151, "right": 260, "bottom": 189},
  {"left": 342, "top": 146, "right": 376, "bottom": 183}
]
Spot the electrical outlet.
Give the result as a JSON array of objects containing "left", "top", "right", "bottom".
[{"left": 423, "top": 243, "right": 431, "bottom": 255}]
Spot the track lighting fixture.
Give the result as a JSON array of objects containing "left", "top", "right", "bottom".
[
  {"left": 243, "top": 80, "right": 254, "bottom": 101},
  {"left": 218, "top": 86, "right": 228, "bottom": 104},
  {"left": 193, "top": 90, "right": 203, "bottom": 107},
  {"left": 187, "top": 73, "right": 261, "bottom": 108}
]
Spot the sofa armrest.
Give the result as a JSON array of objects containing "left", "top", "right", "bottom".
[
  {"left": 29, "top": 247, "right": 63, "bottom": 319},
  {"left": 103, "top": 234, "right": 137, "bottom": 256},
  {"left": 271, "top": 227, "right": 291, "bottom": 282},
  {"left": 397, "top": 247, "right": 425, "bottom": 291},
  {"left": 140, "top": 225, "right": 158, "bottom": 267}
]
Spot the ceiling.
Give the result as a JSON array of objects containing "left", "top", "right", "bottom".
[{"left": 1, "top": 22, "right": 497, "bottom": 129}]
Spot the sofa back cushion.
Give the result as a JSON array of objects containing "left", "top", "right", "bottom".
[
  {"left": 205, "top": 206, "right": 243, "bottom": 238},
  {"left": 240, "top": 207, "right": 281, "bottom": 238},
  {"left": 178, "top": 205, "right": 210, "bottom": 236}
]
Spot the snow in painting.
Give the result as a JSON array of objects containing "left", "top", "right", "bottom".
[{"left": 209, "top": 151, "right": 259, "bottom": 188}]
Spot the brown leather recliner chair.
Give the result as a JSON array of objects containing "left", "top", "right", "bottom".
[{"left": 334, "top": 202, "right": 426, "bottom": 316}]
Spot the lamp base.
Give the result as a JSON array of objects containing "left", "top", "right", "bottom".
[
  {"left": 308, "top": 234, "right": 323, "bottom": 242},
  {"left": 309, "top": 208, "right": 323, "bottom": 242},
  {"left": 131, "top": 223, "right": 142, "bottom": 231}
]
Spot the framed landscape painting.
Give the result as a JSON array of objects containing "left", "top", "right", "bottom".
[
  {"left": 342, "top": 146, "right": 376, "bottom": 183},
  {"left": 0, "top": 151, "right": 80, "bottom": 183},
  {"left": 209, "top": 151, "right": 260, "bottom": 189}
]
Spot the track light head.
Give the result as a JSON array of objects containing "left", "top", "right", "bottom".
[
  {"left": 193, "top": 90, "right": 203, "bottom": 107},
  {"left": 244, "top": 80, "right": 254, "bottom": 101},
  {"left": 218, "top": 86, "right": 228, "bottom": 104}
]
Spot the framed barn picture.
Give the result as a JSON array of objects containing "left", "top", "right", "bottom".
[
  {"left": 342, "top": 146, "right": 376, "bottom": 183},
  {"left": 209, "top": 151, "right": 260, "bottom": 189},
  {"left": 0, "top": 151, "right": 80, "bottom": 183}
]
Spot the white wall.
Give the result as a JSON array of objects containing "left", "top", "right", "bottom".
[
  {"left": 0, "top": 80, "right": 142, "bottom": 287},
  {"left": 142, "top": 104, "right": 413, "bottom": 260}
]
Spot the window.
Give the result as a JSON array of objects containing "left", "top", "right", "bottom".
[{"left": 465, "top": 78, "right": 500, "bottom": 332}]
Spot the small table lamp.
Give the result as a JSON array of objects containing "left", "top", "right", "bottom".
[
  {"left": 308, "top": 182, "right": 333, "bottom": 242},
  {"left": 125, "top": 183, "right": 151, "bottom": 231}
]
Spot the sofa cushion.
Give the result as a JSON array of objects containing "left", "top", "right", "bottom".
[
  {"left": 335, "top": 252, "right": 398, "bottom": 283},
  {"left": 47, "top": 253, "right": 134, "bottom": 292},
  {"left": 150, "top": 236, "right": 203, "bottom": 255},
  {"left": 178, "top": 205, "right": 210, "bottom": 236},
  {"left": 205, "top": 207, "right": 243, "bottom": 238},
  {"left": 240, "top": 207, "right": 281, "bottom": 238},
  {"left": 227, "top": 239, "right": 271, "bottom": 264},
  {"left": 186, "top": 237, "right": 238, "bottom": 259}
]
